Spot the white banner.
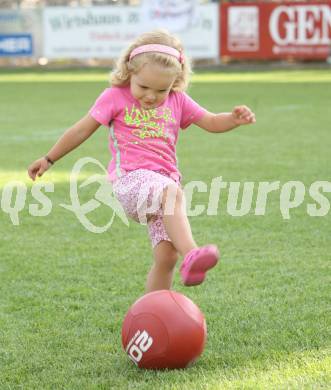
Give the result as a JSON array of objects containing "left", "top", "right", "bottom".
[
  {"left": 140, "top": 0, "right": 200, "bottom": 33},
  {"left": 0, "top": 9, "right": 42, "bottom": 57},
  {"left": 43, "top": 4, "right": 219, "bottom": 59}
]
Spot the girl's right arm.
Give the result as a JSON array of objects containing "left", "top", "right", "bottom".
[{"left": 28, "top": 113, "right": 101, "bottom": 181}]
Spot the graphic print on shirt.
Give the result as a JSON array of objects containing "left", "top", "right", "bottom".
[{"left": 124, "top": 105, "right": 176, "bottom": 141}]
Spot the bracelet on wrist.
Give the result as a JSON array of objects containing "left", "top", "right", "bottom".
[{"left": 45, "top": 155, "right": 54, "bottom": 165}]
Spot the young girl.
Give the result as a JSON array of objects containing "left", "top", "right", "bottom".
[{"left": 28, "top": 30, "right": 256, "bottom": 293}]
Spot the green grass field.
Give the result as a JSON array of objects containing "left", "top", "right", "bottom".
[{"left": 0, "top": 68, "right": 330, "bottom": 389}]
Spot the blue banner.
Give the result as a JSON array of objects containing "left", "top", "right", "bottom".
[{"left": 0, "top": 34, "right": 33, "bottom": 56}]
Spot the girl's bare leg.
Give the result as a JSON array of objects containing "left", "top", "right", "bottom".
[
  {"left": 161, "top": 184, "right": 197, "bottom": 257},
  {"left": 145, "top": 240, "right": 179, "bottom": 292}
]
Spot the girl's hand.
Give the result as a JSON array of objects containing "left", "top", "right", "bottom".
[
  {"left": 232, "top": 105, "right": 256, "bottom": 126},
  {"left": 28, "top": 157, "right": 52, "bottom": 181}
]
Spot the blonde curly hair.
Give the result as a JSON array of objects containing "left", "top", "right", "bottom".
[{"left": 111, "top": 30, "right": 192, "bottom": 92}]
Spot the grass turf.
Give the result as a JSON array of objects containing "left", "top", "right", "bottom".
[{"left": 0, "top": 68, "right": 330, "bottom": 389}]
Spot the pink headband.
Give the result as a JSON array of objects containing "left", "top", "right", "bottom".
[{"left": 129, "top": 44, "right": 184, "bottom": 64}]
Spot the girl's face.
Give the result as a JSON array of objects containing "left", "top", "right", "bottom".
[{"left": 130, "top": 63, "right": 177, "bottom": 110}]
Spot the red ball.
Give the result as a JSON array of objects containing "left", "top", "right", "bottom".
[{"left": 122, "top": 290, "right": 207, "bottom": 369}]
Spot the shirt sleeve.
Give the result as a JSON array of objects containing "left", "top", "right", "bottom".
[
  {"left": 180, "top": 92, "right": 207, "bottom": 130},
  {"left": 89, "top": 88, "right": 115, "bottom": 127}
]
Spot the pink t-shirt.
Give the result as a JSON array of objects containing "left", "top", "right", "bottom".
[{"left": 89, "top": 85, "right": 206, "bottom": 182}]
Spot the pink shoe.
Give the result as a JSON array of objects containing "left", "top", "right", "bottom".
[{"left": 180, "top": 245, "right": 220, "bottom": 286}]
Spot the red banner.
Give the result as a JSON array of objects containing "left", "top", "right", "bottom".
[{"left": 220, "top": 2, "right": 331, "bottom": 59}]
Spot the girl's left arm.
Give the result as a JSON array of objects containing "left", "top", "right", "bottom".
[{"left": 194, "top": 105, "right": 256, "bottom": 133}]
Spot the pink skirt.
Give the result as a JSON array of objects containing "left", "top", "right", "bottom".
[{"left": 112, "top": 169, "right": 180, "bottom": 248}]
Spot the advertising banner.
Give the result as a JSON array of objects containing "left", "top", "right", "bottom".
[
  {"left": 140, "top": 0, "right": 200, "bottom": 33},
  {"left": 221, "top": 1, "right": 331, "bottom": 59},
  {"left": 43, "top": 3, "right": 219, "bottom": 59},
  {"left": 0, "top": 34, "right": 33, "bottom": 56},
  {"left": 0, "top": 9, "right": 42, "bottom": 57}
]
